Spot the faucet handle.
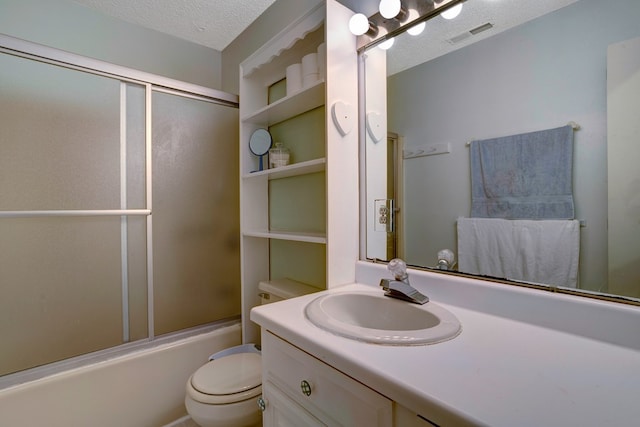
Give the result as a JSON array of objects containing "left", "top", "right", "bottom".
[{"left": 387, "top": 258, "right": 408, "bottom": 281}]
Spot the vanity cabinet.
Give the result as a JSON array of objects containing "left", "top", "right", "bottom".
[
  {"left": 260, "top": 331, "right": 393, "bottom": 426},
  {"left": 260, "top": 331, "right": 440, "bottom": 427},
  {"left": 239, "top": 0, "right": 359, "bottom": 344}
]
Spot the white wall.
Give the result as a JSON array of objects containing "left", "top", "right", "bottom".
[
  {"left": 0, "top": 324, "right": 241, "bottom": 427},
  {"left": 388, "top": 0, "right": 640, "bottom": 292},
  {"left": 607, "top": 36, "right": 640, "bottom": 298},
  {"left": 0, "top": 0, "right": 222, "bottom": 89}
]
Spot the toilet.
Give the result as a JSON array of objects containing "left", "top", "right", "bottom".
[{"left": 185, "top": 279, "right": 317, "bottom": 427}]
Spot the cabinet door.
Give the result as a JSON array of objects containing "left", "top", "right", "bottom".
[
  {"left": 263, "top": 381, "right": 326, "bottom": 427},
  {"left": 262, "top": 332, "right": 393, "bottom": 426}
]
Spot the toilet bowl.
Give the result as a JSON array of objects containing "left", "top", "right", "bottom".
[
  {"left": 185, "top": 350, "right": 262, "bottom": 427},
  {"left": 185, "top": 278, "right": 318, "bottom": 427}
]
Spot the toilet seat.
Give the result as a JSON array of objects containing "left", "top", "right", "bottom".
[{"left": 187, "top": 352, "right": 262, "bottom": 405}]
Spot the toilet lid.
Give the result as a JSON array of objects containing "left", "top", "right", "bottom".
[{"left": 191, "top": 352, "right": 261, "bottom": 396}]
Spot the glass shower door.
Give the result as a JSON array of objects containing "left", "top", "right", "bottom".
[
  {"left": 151, "top": 90, "right": 240, "bottom": 335},
  {"left": 0, "top": 48, "right": 240, "bottom": 378},
  {"left": 0, "top": 53, "right": 147, "bottom": 375}
]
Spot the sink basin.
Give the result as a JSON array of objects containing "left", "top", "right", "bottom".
[{"left": 304, "top": 290, "right": 461, "bottom": 345}]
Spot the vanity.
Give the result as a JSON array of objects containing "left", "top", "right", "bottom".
[{"left": 251, "top": 262, "right": 640, "bottom": 426}]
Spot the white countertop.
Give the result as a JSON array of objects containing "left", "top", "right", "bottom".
[{"left": 251, "top": 278, "right": 640, "bottom": 426}]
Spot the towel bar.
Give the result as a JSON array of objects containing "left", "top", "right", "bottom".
[{"left": 465, "top": 122, "right": 580, "bottom": 147}]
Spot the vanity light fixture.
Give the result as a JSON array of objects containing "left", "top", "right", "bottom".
[
  {"left": 352, "top": 0, "right": 467, "bottom": 51},
  {"left": 440, "top": 2, "right": 463, "bottom": 19},
  {"left": 379, "top": 0, "right": 402, "bottom": 19},
  {"left": 406, "top": 9, "right": 426, "bottom": 36},
  {"left": 349, "top": 13, "right": 379, "bottom": 37},
  {"left": 349, "top": 13, "right": 370, "bottom": 36},
  {"left": 407, "top": 21, "right": 426, "bottom": 35},
  {"left": 378, "top": 38, "right": 395, "bottom": 50}
]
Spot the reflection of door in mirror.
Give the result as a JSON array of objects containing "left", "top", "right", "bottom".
[
  {"left": 607, "top": 36, "right": 640, "bottom": 299},
  {"left": 385, "top": 134, "right": 402, "bottom": 261},
  {"left": 367, "top": 133, "right": 401, "bottom": 262},
  {"left": 365, "top": 47, "right": 391, "bottom": 261}
]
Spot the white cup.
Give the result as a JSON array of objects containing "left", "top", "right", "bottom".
[
  {"left": 301, "top": 53, "right": 318, "bottom": 77},
  {"left": 303, "top": 73, "right": 319, "bottom": 87},
  {"left": 286, "top": 63, "right": 302, "bottom": 95}
]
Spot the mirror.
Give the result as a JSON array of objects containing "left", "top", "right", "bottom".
[
  {"left": 249, "top": 128, "right": 272, "bottom": 171},
  {"left": 360, "top": 0, "right": 640, "bottom": 302}
]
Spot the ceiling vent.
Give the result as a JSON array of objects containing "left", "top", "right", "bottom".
[{"left": 447, "top": 22, "right": 494, "bottom": 44}]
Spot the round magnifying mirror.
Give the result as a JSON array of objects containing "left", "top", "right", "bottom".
[{"left": 249, "top": 128, "right": 272, "bottom": 171}]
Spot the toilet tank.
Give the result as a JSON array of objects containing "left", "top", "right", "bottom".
[{"left": 258, "top": 278, "right": 318, "bottom": 304}]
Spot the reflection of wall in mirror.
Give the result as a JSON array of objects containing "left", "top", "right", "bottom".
[
  {"left": 607, "top": 35, "right": 640, "bottom": 299},
  {"left": 386, "top": 0, "right": 640, "bottom": 293},
  {"left": 365, "top": 47, "right": 390, "bottom": 260}
]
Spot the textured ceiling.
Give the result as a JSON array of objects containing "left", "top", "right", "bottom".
[
  {"left": 70, "top": 0, "right": 278, "bottom": 51},
  {"left": 70, "top": 0, "right": 579, "bottom": 70}
]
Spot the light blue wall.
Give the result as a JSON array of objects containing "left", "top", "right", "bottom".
[
  {"left": 388, "top": 0, "right": 640, "bottom": 292},
  {"left": 0, "top": 0, "right": 222, "bottom": 88}
]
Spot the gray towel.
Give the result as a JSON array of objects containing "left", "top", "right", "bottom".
[{"left": 470, "top": 125, "right": 574, "bottom": 219}]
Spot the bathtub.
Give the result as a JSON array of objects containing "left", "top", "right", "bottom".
[{"left": 0, "top": 322, "right": 241, "bottom": 427}]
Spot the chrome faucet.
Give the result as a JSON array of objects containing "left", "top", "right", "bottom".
[{"left": 379, "top": 258, "right": 429, "bottom": 305}]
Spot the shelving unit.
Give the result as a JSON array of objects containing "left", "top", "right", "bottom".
[
  {"left": 243, "top": 230, "right": 326, "bottom": 244},
  {"left": 241, "top": 157, "right": 326, "bottom": 181},
  {"left": 241, "top": 80, "right": 325, "bottom": 125},
  {"left": 239, "top": 0, "right": 359, "bottom": 344}
]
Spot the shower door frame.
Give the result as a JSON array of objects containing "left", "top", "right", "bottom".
[{"left": 0, "top": 34, "right": 239, "bottom": 385}]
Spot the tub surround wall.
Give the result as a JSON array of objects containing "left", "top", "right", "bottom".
[{"left": 0, "top": 324, "right": 240, "bottom": 427}]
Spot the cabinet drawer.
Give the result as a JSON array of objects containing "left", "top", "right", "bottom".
[{"left": 262, "top": 331, "right": 392, "bottom": 426}]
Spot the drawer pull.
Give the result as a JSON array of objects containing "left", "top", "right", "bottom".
[
  {"left": 300, "top": 379, "right": 313, "bottom": 396},
  {"left": 257, "top": 396, "right": 268, "bottom": 411}
]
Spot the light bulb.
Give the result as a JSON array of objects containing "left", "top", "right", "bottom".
[
  {"left": 407, "top": 21, "right": 425, "bottom": 36},
  {"left": 378, "top": 38, "right": 395, "bottom": 50},
  {"left": 349, "top": 13, "right": 370, "bottom": 36},
  {"left": 405, "top": 9, "right": 425, "bottom": 36},
  {"left": 441, "top": 3, "right": 463, "bottom": 20},
  {"left": 379, "top": 0, "right": 401, "bottom": 19}
]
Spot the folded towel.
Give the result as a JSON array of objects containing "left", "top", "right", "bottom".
[
  {"left": 470, "top": 125, "right": 575, "bottom": 219},
  {"left": 457, "top": 217, "right": 580, "bottom": 288}
]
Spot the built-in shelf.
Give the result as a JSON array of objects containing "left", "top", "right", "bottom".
[
  {"left": 242, "top": 80, "right": 325, "bottom": 126},
  {"left": 239, "top": 1, "right": 358, "bottom": 346},
  {"left": 243, "top": 158, "right": 326, "bottom": 180},
  {"left": 243, "top": 230, "right": 327, "bottom": 244},
  {"left": 241, "top": 5, "right": 324, "bottom": 79}
]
